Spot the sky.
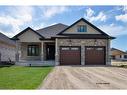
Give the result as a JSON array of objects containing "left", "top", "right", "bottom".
[{"left": 0, "top": 6, "right": 126, "bottom": 51}]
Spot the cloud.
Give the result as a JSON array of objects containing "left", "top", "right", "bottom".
[
  {"left": 115, "top": 6, "right": 127, "bottom": 23},
  {"left": 41, "top": 6, "right": 68, "bottom": 19},
  {"left": 99, "top": 24, "right": 127, "bottom": 36},
  {"left": 15, "top": 6, "right": 33, "bottom": 23},
  {"left": 33, "top": 23, "right": 45, "bottom": 30},
  {"left": 86, "top": 8, "right": 94, "bottom": 17},
  {"left": 84, "top": 8, "right": 107, "bottom": 22},
  {"left": 0, "top": 6, "right": 69, "bottom": 37},
  {"left": 123, "top": 6, "right": 127, "bottom": 13},
  {"left": 115, "top": 14, "right": 127, "bottom": 22},
  {"left": 0, "top": 6, "right": 34, "bottom": 37}
]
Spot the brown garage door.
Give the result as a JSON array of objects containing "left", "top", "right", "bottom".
[
  {"left": 60, "top": 46, "right": 81, "bottom": 65},
  {"left": 85, "top": 46, "right": 105, "bottom": 65}
]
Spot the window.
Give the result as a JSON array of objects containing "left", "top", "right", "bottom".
[
  {"left": 111, "top": 55, "right": 115, "bottom": 59},
  {"left": 77, "top": 25, "right": 87, "bottom": 32},
  {"left": 27, "top": 45, "right": 39, "bottom": 56},
  {"left": 124, "top": 55, "right": 127, "bottom": 59},
  {"left": 96, "top": 48, "right": 103, "bottom": 51},
  {"left": 61, "top": 47, "right": 69, "bottom": 50},
  {"left": 86, "top": 48, "right": 93, "bottom": 50},
  {"left": 71, "top": 47, "right": 79, "bottom": 50}
]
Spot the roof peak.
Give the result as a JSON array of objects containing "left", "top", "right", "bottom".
[{"left": 36, "top": 23, "right": 68, "bottom": 31}]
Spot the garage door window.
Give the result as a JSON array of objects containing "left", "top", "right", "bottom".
[
  {"left": 61, "top": 47, "right": 70, "bottom": 50},
  {"left": 96, "top": 48, "right": 103, "bottom": 51},
  {"left": 71, "top": 47, "right": 79, "bottom": 50},
  {"left": 86, "top": 48, "right": 93, "bottom": 50}
]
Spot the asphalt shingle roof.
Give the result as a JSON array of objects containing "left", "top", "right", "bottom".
[
  {"left": 36, "top": 23, "right": 68, "bottom": 38},
  {"left": 0, "top": 32, "right": 15, "bottom": 46},
  {"left": 111, "top": 48, "right": 126, "bottom": 54}
]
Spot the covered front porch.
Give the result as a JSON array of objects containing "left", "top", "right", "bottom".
[{"left": 15, "top": 41, "right": 56, "bottom": 66}]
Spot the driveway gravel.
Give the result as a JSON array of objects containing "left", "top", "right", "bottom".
[{"left": 39, "top": 66, "right": 127, "bottom": 89}]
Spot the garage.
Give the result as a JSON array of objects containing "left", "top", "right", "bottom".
[
  {"left": 85, "top": 46, "right": 105, "bottom": 65},
  {"left": 60, "top": 46, "right": 81, "bottom": 65}
]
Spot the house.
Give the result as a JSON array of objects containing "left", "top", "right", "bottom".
[
  {"left": 0, "top": 32, "right": 16, "bottom": 63},
  {"left": 111, "top": 48, "right": 127, "bottom": 61},
  {"left": 12, "top": 18, "right": 115, "bottom": 66}
]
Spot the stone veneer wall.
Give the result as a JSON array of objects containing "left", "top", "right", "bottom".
[
  {"left": 19, "top": 42, "right": 41, "bottom": 61},
  {"left": 56, "top": 39, "right": 110, "bottom": 65},
  {"left": 0, "top": 41, "right": 15, "bottom": 62}
]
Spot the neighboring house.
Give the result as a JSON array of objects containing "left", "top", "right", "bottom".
[
  {"left": 111, "top": 48, "right": 127, "bottom": 61},
  {"left": 0, "top": 32, "right": 16, "bottom": 62},
  {"left": 12, "top": 18, "right": 115, "bottom": 66}
]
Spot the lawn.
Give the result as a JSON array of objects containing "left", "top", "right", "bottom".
[
  {"left": 0, "top": 66, "right": 53, "bottom": 89},
  {"left": 119, "top": 65, "right": 127, "bottom": 68}
]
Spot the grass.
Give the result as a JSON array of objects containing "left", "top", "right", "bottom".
[
  {"left": 0, "top": 66, "right": 53, "bottom": 89},
  {"left": 119, "top": 65, "right": 127, "bottom": 68}
]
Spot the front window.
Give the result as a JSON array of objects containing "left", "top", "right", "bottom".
[
  {"left": 124, "top": 55, "right": 127, "bottom": 59},
  {"left": 27, "top": 45, "right": 39, "bottom": 56},
  {"left": 77, "top": 25, "right": 87, "bottom": 32},
  {"left": 111, "top": 55, "right": 115, "bottom": 59}
]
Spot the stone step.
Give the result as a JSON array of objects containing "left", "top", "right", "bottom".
[{"left": 15, "top": 61, "right": 55, "bottom": 66}]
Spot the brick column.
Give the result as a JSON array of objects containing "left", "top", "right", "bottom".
[
  {"left": 81, "top": 45, "right": 85, "bottom": 65},
  {"left": 107, "top": 39, "right": 111, "bottom": 65},
  {"left": 55, "top": 38, "right": 59, "bottom": 65}
]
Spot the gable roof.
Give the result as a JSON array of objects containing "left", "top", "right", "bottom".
[
  {"left": 36, "top": 23, "right": 68, "bottom": 39},
  {"left": 58, "top": 18, "right": 115, "bottom": 39},
  {"left": 12, "top": 27, "right": 45, "bottom": 40},
  {"left": 12, "top": 18, "right": 115, "bottom": 40},
  {"left": 0, "top": 32, "right": 15, "bottom": 46},
  {"left": 111, "top": 48, "right": 126, "bottom": 54}
]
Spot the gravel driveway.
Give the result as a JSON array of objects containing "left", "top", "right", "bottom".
[{"left": 39, "top": 66, "right": 127, "bottom": 89}]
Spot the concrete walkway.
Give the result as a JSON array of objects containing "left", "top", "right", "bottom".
[{"left": 39, "top": 66, "right": 127, "bottom": 89}]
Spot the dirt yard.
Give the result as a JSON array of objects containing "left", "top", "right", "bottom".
[{"left": 39, "top": 66, "right": 127, "bottom": 89}]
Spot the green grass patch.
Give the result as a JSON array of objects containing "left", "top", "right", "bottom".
[
  {"left": 0, "top": 66, "right": 53, "bottom": 89},
  {"left": 119, "top": 65, "right": 127, "bottom": 68}
]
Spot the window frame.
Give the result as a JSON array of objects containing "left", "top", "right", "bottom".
[
  {"left": 27, "top": 45, "right": 39, "bottom": 56},
  {"left": 77, "top": 25, "right": 87, "bottom": 32},
  {"left": 124, "top": 55, "right": 127, "bottom": 59}
]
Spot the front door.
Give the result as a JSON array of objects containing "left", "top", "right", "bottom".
[{"left": 46, "top": 44, "right": 55, "bottom": 60}]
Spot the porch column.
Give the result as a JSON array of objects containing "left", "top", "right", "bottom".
[
  {"left": 41, "top": 41, "right": 44, "bottom": 61},
  {"left": 55, "top": 38, "right": 59, "bottom": 65},
  {"left": 121, "top": 55, "right": 124, "bottom": 59},
  {"left": 15, "top": 41, "right": 19, "bottom": 62},
  {"left": 81, "top": 45, "right": 85, "bottom": 65}
]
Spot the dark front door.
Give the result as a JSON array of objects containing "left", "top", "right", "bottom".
[
  {"left": 46, "top": 44, "right": 55, "bottom": 60},
  {"left": 85, "top": 46, "right": 105, "bottom": 65}
]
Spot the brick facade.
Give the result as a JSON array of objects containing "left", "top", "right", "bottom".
[{"left": 55, "top": 39, "right": 111, "bottom": 65}]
